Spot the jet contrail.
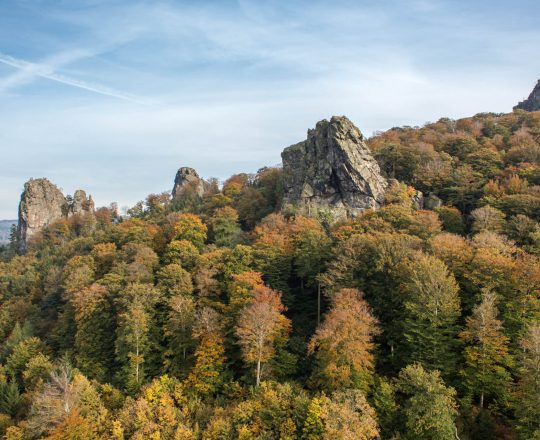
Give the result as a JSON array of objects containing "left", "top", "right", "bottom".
[{"left": 0, "top": 52, "right": 148, "bottom": 104}]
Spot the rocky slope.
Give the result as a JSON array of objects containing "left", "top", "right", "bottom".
[
  {"left": 281, "top": 116, "right": 388, "bottom": 218},
  {"left": 515, "top": 79, "right": 540, "bottom": 111}
]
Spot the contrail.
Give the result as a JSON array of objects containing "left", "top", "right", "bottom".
[{"left": 0, "top": 52, "right": 148, "bottom": 104}]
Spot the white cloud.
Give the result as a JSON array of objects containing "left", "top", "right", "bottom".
[{"left": 0, "top": 0, "right": 539, "bottom": 218}]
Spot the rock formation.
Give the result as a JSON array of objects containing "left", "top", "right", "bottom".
[
  {"left": 172, "top": 167, "right": 210, "bottom": 199},
  {"left": 515, "top": 79, "right": 540, "bottom": 112},
  {"left": 17, "top": 178, "right": 94, "bottom": 249},
  {"left": 17, "top": 178, "right": 66, "bottom": 245},
  {"left": 423, "top": 193, "right": 442, "bottom": 210},
  {"left": 68, "top": 190, "right": 95, "bottom": 216},
  {"left": 281, "top": 116, "right": 388, "bottom": 218}
]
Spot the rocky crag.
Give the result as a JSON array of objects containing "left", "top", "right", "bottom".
[
  {"left": 281, "top": 116, "right": 388, "bottom": 218},
  {"left": 515, "top": 79, "right": 540, "bottom": 112},
  {"left": 17, "top": 178, "right": 94, "bottom": 248},
  {"left": 172, "top": 167, "right": 211, "bottom": 199}
]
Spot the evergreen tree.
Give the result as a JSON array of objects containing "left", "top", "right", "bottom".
[
  {"left": 515, "top": 323, "right": 540, "bottom": 439},
  {"left": 400, "top": 254, "right": 461, "bottom": 377},
  {"left": 459, "top": 289, "right": 513, "bottom": 410}
]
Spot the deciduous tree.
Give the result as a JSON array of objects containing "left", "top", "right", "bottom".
[{"left": 235, "top": 286, "right": 290, "bottom": 386}]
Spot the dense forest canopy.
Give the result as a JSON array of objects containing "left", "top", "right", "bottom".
[{"left": 1, "top": 109, "right": 540, "bottom": 439}]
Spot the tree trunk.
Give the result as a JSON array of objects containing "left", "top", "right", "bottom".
[
  {"left": 480, "top": 391, "right": 484, "bottom": 408},
  {"left": 317, "top": 281, "right": 321, "bottom": 327},
  {"left": 136, "top": 337, "right": 140, "bottom": 385},
  {"left": 256, "top": 358, "right": 261, "bottom": 387}
]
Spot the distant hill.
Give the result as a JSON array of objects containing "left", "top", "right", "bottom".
[{"left": 0, "top": 220, "right": 16, "bottom": 244}]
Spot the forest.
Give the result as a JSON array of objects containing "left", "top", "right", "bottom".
[{"left": 1, "top": 109, "right": 540, "bottom": 439}]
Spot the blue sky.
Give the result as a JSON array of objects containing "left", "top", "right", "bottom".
[{"left": 1, "top": 0, "right": 539, "bottom": 218}]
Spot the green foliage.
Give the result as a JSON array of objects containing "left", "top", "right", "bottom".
[
  {"left": 0, "top": 381, "right": 22, "bottom": 417},
  {"left": 2, "top": 109, "right": 540, "bottom": 437},
  {"left": 397, "top": 364, "right": 458, "bottom": 440},
  {"left": 399, "top": 254, "right": 461, "bottom": 377},
  {"left": 459, "top": 290, "right": 513, "bottom": 411}
]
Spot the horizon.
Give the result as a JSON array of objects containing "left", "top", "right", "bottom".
[{"left": 1, "top": 0, "right": 540, "bottom": 218}]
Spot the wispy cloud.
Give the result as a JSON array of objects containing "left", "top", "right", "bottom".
[
  {"left": 0, "top": 52, "right": 148, "bottom": 104},
  {"left": 0, "top": 0, "right": 539, "bottom": 218}
]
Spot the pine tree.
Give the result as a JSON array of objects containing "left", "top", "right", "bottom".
[
  {"left": 515, "top": 323, "right": 540, "bottom": 439},
  {"left": 459, "top": 289, "right": 513, "bottom": 410},
  {"left": 400, "top": 253, "right": 461, "bottom": 377}
]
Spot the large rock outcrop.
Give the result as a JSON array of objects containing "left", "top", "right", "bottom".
[
  {"left": 69, "top": 190, "right": 95, "bottom": 216},
  {"left": 18, "top": 178, "right": 66, "bottom": 245},
  {"left": 515, "top": 79, "right": 540, "bottom": 112},
  {"left": 17, "top": 178, "right": 94, "bottom": 248},
  {"left": 281, "top": 116, "right": 388, "bottom": 218},
  {"left": 172, "top": 167, "right": 210, "bottom": 199}
]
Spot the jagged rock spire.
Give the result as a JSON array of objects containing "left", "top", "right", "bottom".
[
  {"left": 281, "top": 116, "right": 388, "bottom": 219},
  {"left": 515, "top": 79, "right": 540, "bottom": 112},
  {"left": 172, "top": 167, "right": 210, "bottom": 199}
]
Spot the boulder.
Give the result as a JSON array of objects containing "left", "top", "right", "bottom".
[
  {"left": 423, "top": 193, "right": 442, "bottom": 210},
  {"left": 281, "top": 116, "right": 388, "bottom": 218},
  {"left": 172, "top": 167, "right": 210, "bottom": 199}
]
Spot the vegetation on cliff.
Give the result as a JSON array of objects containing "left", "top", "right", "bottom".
[{"left": 1, "top": 109, "right": 540, "bottom": 439}]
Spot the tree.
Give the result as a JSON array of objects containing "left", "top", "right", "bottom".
[
  {"left": 210, "top": 206, "right": 243, "bottom": 247},
  {"left": 70, "top": 283, "right": 115, "bottom": 382},
  {"left": 302, "top": 390, "right": 379, "bottom": 440},
  {"left": 173, "top": 213, "right": 207, "bottom": 249},
  {"left": 323, "top": 390, "right": 379, "bottom": 440},
  {"left": 116, "top": 301, "right": 150, "bottom": 392},
  {"left": 397, "top": 364, "right": 458, "bottom": 440},
  {"left": 0, "top": 381, "right": 23, "bottom": 417},
  {"left": 115, "top": 283, "right": 159, "bottom": 392},
  {"left": 186, "top": 307, "right": 226, "bottom": 396},
  {"left": 400, "top": 254, "right": 461, "bottom": 376},
  {"left": 471, "top": 206, "right": 506, "bottom": 234},
  {"left": 62, "top": 256, "right": 95, "bottom": 296},
  {"left": 515, "top": 323, "right": 540, "bottom": 439},
  {"left": 228, "top": 271, "right": 264, "bottom": 315},
  {"left": 22, "top": 353, "right": 54, "bottom": 391},
  {"left": 156, "top": 263, "right": 193, "bottom": 297},
  {"left": 5, "top": 337, "right": 48, "bottom": 385},
  {"left": 163, "top": 239, "right": 200, "bottom": 270},
  {"left": 27, "top": 363, "right": 106, "bottom": 438},
  {"left": 235, "top": 286, "right": 291, "bottom": 386},
  {"left": 294, "top": 227, "right": 332, "bottom": 326},
  {"left": 459, "top": 289, "right": 513, "bottom": 409},
  {"left": 308, "top": 288, "right": 380, "bottom": 392},
  {"left": 164, "top": 294, "right": 195, "bottom": 376}
]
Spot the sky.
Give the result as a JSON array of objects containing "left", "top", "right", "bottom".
[{"left": 1, "top": 0, "right": 539, "bottom": 219}]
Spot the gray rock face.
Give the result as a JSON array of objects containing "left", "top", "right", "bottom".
[
  {"left": 515, "top": 80, "right": 540, "bottom": 112},
  {"left": 424, "top": 193, "right": 442, "bottom": 210},
  {"left": 69, "top": 190, "right": 95, "bottom": 216},
  {"left": 17, "top": 178, "right": 67, "bottom": 245},
  {"left": 17, "top": 178, "right": 95, "bottom": 249},
  {"left": 172, "top": 167, "right": 209, "bottom": 199},
  {"left": 281, "top": 116, "right": 388, "bottom": 218}
]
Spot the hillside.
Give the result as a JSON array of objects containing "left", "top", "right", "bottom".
[{"left": 0, "top": 109, "right": 539, "bottom": 439}]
